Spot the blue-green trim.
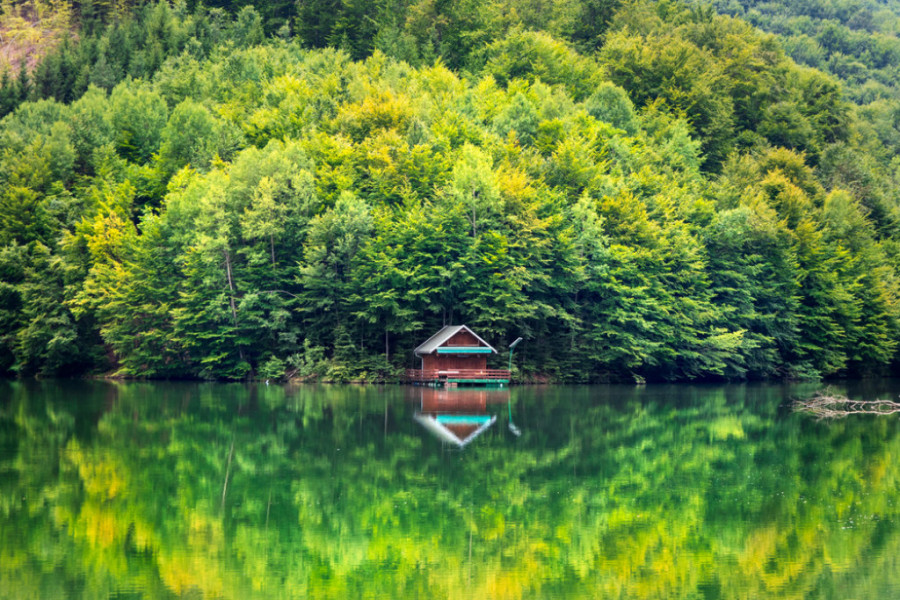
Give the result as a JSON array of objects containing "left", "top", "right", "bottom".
[
  {"left": 436, "top": 347, "right": 493, "bottom": 354},
  {"left": 436, "top": 415, "right": 492, "bottom": 425}
]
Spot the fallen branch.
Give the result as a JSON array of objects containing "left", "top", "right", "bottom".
[{"left": 793, "top": 389, "right": 900, "bottom": 419}]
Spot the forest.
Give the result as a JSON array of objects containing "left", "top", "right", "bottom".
[{"left": 2, "top": 0, "right": 900, "bottom": 382}]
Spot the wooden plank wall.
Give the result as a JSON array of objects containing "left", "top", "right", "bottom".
[{"left": 422, "top": 354, "right": 488, "bottom": 371}]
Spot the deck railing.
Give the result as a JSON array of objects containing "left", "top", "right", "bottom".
[{"left": 405, "top": 368, "right": 511, "bottom": 381}]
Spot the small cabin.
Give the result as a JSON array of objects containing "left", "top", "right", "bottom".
[{"left": 406, "top": 325, "right": 509, "bottom": 386}]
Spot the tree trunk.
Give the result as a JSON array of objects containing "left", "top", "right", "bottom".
[
  {"left": 223, "top": 248, "right": 239, "bottom": 325},
  {"left": 224, "top": 247, "right": 245, "bottom": 362}
]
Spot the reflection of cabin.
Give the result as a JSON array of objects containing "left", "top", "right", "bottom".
[
  {"left": 412, "top": 387, "right": 507, "bottom": 448},
  {"left": 412, "top": 386, "right": 511, "bottom": 411},
  {"left": 405, "top": 325, "right": 510, "bottom": 387}
]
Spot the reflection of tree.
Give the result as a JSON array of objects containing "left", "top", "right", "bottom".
[{"left": 2, "top": 381, "right": 900, "bottom": 598}]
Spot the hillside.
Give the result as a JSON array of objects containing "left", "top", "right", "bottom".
[
  {"left": 0, "top": 0, "right": 74, "bottom": 71},
  {"left": 712, "top": 0, "right": 900, "bottom": 104},
  {"left": 2, "top": 0, "right": 900, "bottom": 382}
]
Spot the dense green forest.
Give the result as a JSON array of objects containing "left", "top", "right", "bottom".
[
  {"left": 713, "top": 0, "right": 900, "bottom": 103},
  {"left": 2, "top": 0, "right": 900, "bottom": 381}
]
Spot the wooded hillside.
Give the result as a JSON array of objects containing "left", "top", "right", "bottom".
[{"left": 2, "top": 0, "right": 900, "bottom": 382}]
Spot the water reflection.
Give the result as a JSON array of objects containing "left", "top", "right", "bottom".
[
  {"left": 1, "top": 380, "right": 900, "bottom": 599},
  {"left": 411, "top": 388, "right": 509, "bottom": 448}
]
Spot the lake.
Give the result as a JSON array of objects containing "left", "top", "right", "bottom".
[{"left": 2, "top": 380, "right": 900, "bottom": 599}]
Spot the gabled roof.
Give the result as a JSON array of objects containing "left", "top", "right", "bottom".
[
  {"left": 413, "top": 413, "right": 497, "bottom": 448},
  {"left": 414, "top": 325, "right": 497, "bottom": 356}
]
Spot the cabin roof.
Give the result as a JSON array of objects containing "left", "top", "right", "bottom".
[{"left": 414, "top": 325, "right": 497, "bottom": 356}]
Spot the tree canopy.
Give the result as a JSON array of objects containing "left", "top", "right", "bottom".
[{"left": 2, "top": 0, "right": 900, "bottom": 381}]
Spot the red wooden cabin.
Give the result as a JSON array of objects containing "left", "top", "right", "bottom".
[{"left": 405, "top": 325, "right": 510, "bottom": 386}]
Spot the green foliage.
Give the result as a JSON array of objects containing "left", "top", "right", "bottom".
[
  {"left": 2, "top": 1, "right": 900, "bottom": 381},
  {"left": 157, "top": 98, "right": 235, "bottom": 175},
  {"left": 298, "top": 191, "right": 374, "bottom": 350},
  {"left": 584, "top": 82, "right": 639, "bottom": 135},
  {"left": 107, "top": 81, "right": 168, "bottom": 164},
  {"left": 714, "top": 0, "right": 900, "bottom": 103},
  {"left": 474, "top": 30, "right": 604, "bottom": 100},
  {"left": 287, "top": 339, "right": 327, "bottom": 378},
  {"left": 258, "top": 354, "right": 286, "bottom": 380}
]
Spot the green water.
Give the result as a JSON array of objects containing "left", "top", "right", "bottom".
[{"left": 2, "top": 380, "right": 900, "bottom": 599}]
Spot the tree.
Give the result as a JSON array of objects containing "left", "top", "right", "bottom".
[
  {"left": 297, "top": 191, "right": 373, "bottom": 351},
  {"left": 107, "top": 82, "right": 168, "bottom": 164}
]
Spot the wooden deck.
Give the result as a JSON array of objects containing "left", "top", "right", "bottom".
[{"left": 405, "top": 368, "right": 511, "bottom": 385}]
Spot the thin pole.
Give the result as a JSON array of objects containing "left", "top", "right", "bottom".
[
  {"left": 507, "top": 338, "right": 523, "bottom": 436},
  {"left": 507, "top": 338, "right": 522, "bottom": 380},
  {"left": 221, "top": 439, "right": 234, "bottom": 509}
]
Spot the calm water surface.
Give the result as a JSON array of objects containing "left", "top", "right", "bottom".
[{"left": 2, "top": 380, "right": 900, "bottom": 599}]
